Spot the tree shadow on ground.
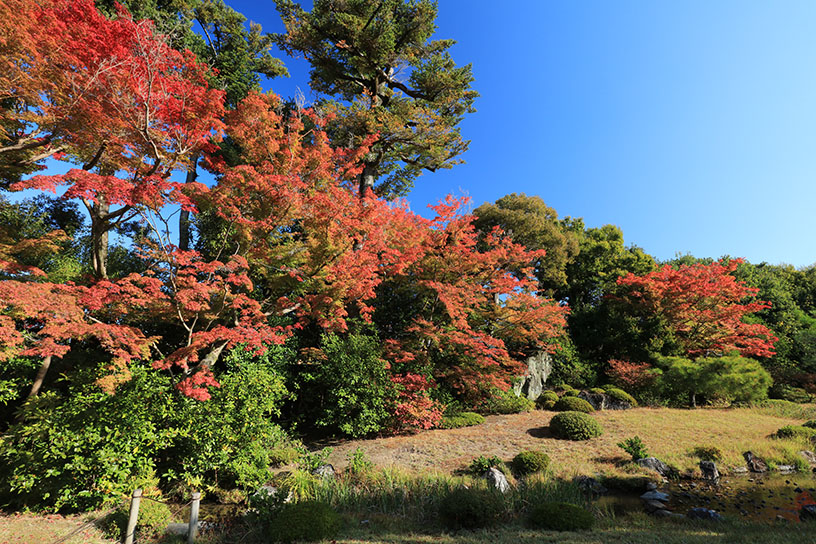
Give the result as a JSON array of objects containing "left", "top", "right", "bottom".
[{"left": 527, "top": 426, "right": 553, "bottom": 438}]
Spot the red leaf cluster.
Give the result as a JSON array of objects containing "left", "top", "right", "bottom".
[{"left": 616, "top": 259, "right": 777, "bottom": 358}]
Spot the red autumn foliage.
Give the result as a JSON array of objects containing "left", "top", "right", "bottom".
[
  {"left": 616, "top": 259, "right": 777, "bottom": 358},
  {"left": 4, "top": 0, "right": 224, "bottom": 277},
  {"left": 607, "top": 359, "right": 657, "bottom": 391}
]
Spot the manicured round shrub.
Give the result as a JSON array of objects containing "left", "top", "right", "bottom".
[
  {"left": 550, "top": 411, "right": 603, "bottom": 441},
  {"left": 479, "top": 388, "right": 535, "bottom": 414},
  {"left": 467, "top": 455, "right": 504, "bottom": 475},
  {"left": 271, "top": 501, "right": 342, "bottom": 543},
  {"left": 561, "top": 385, "right": 579, "bottom": 397},
  {"left": 776, "top": 425, "right": 816, "bottom": 440},
  {"left": 439, "top": 412, "right": 485, "bottom": 429},
  {"left": 553, "top": 396, "right": 595, "bottom": 413},
  {"left": 438, "top": 488, "right": 504, "bottom": 530},
  {"left": 605, "top": 387, "right": 638, "bottom": 407},
  {"left": 589, "top": 387, "right": 606, "bottom": 395},
  {"left": 536, "top": 391, "right": 559, "bottom": 410},
  {"left": 769, "top": 384, "right": 813, "bottom": 404},
  {"left": 512, "top": 450, "right": 550, "bottom": 476},
  {"left": 528, "top": 502, "right": 594, "bottom": 531}
]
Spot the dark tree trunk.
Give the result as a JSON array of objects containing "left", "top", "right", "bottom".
[
  {"left": 26, "top": 355, "right": 52, "bottom": 400},
  {"left": 358, "top": 162, "right": 376, "bottom": 199},
  {"left": 179, "top": 154, "right": 199, "bottom": 251},
  {"left": 90, "top": 197, "right": 110, "bottom": 279}
]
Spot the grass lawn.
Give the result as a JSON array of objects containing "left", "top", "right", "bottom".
[{"left": 5, "top": 404, "right": 816, "bottom": 543}]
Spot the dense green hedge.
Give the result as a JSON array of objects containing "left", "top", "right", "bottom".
[{"left": 550, "top": 411, "right": 603, "bottom": 440}]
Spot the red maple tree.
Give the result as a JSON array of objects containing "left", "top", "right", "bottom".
[{"left": 616, "top": 259, "right": 777, "bottom": 358}]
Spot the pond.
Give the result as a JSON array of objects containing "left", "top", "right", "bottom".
[{"left": 598, "top": 472, "right": 816, "bottom": 522}]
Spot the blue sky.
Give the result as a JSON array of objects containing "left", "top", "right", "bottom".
[{"left": 224, "top": 0, "right": 816, "bottom": 268}]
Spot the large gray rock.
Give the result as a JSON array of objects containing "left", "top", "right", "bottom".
[
  {"left": 637, "top": 457, "right": 674, "bottom": 478},
  {"left": 743, "top": 451, "right": 768, "bottom": 473},
  {"left": 800, "top": 450, "right": 816, "bottom": 465},
  {"left": 640, "top": 490, "right": 670, "bottom": 502},
  {"left": 578, "top": 391, "right": 633, "bottom": 411},
  {"left": 700, "top": 461, "right": 720, "bottom": 484},
  {"left": 485, "top": 467, "right": 510, "bottom": 493},
  {"left": 312, "top": 464, "right": 336, "bottom": 479},
  {"left": 574, "top": 475, "right": 608, "bottom": 495},
  {"left": 512, "top": 351, "right": 552, "bottom": 400},
  {"left": 643, "top": 499, "right": 669, "bottom": 513}
]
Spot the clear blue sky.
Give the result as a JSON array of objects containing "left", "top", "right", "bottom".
[{"left": 224, "top": 0, "right": 816, "bottom": 268}]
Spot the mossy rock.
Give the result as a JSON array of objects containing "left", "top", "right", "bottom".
[
  {"left": 512, "top": 450, "right": 550, "bottom": 476},
  {"left": 536, "top": 390, "right": 559, "bottom": 410},
  {"left": 271, "top": 501, "right": 342, "bottom": 543},
  {"left": 553, "top": 396, "right": 595, "bottom": 413},
  {"left": 439, "top": 412, "right": 485, "bottom": 429},
  {"left": 550, "top": 411, "right": 603, "bottom": 440},
  {"left": 528, "top": 502, "right": 594, "bottom": 531},
  {"left": 438, "top": 488, "right": 504, "bottom": 530},
  {"left": 776, "top": 425, "right": 816, "bottom": 440},
  {"left": 605, "top": 387, "right": 638, "bottom": 407}
]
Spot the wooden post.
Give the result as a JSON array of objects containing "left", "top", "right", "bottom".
[
  {"left": 123, "top": 488, "right": 142, "bottom": 544},
  {"left": 187, "top": 491, "right": 201, "bottom": 544}
]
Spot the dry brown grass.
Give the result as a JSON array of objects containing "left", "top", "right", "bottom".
[
  {"left": 0, "top": 512, "right": 113, "bottom": 544},
  {"left": 324, "top": 406, "right": 810, "bottom": 478}
]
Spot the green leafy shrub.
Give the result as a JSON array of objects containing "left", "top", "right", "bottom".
[
  {"left": 690, "top": 445, "right": 723, "bottom": 462},
  {"left": 776, "top": 425, "right": 816, "bottom": 440},
  {"left": 102, "top": 493, "right": 173, "bottom": 541},
  {"left": 605, "top": 387, "right": 638, "bottom": 406},
  {"left": 346, "top": 448, "right": 373, "bottom": 476},
  {"left": 512, "top": 450, "right": 550, "bottom": 476},
  {"left": 0, "top": 365, "right": 178, "bottom": 511},
  {"left": 553, "top": 396, "right": 594, "bottom": 413},
  {"left": 438, "top": 488, "right": 504, "bottom": 530},
  {"left": 467, "top": 455, "right": 504, "bottom": 475},
  {"left": 479, "top": 388, "right": 535, "bottom": 414},
  {"left": 528, "top": 502, "right": 594, "bottom": 531},
  {"left": 439, "top": 411, "right": 485, "bottom": 429},
  {"left": 269, "top": 446, "right": 302, "bottom": 467},
  {"left": 561, "top": 385, "right": 579, "bottom": 397},
  {"left": 297, "top": 447, "right": 334, "bottom": 473},
  {"left": 617, "top": 436, "right": 649, "bottom": 461},
  {"left": 270, "top": 501, "right": 342, "bottom": 542},
  {"left": 804, "top": 420, "right": 816, "bottom": 429},
  {"left": 536, "top": 391, "right": 559, "bottom": 410},
  {"left": 769, "top": 384, "right": 813, "bottom": 404},
  {"left": 589, "top": 387, "right": 606, "bottom": 395},
  {"left": 550, "top": 412, "right": 603, "bottom": 441}
]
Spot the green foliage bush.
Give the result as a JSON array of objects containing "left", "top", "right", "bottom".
[
  {"left": 512, "top": 450, "right": 550, "bottom": 476},
  {"left": 439, "top": 411, "right": 485, "bottom": 429},
  {"left": 553, "top": 396, "right": 594, "bottom": 413},
  {"left": 270, "top": 500, "right": 342, "bottom": 543},
  {"left": 657, "top": 354, "right": 772, "bottom": 405},
  {"left": 550, "top": 412, "right": 603, "bottom": 441},
  {"left": 605, "top": 387, "right": 638, "bottom": 406},
  {"left": 528, "top": 502, "right": 594, "bottom": 531},
  {"left": 617, "top": 436, "right": 649, "bottom": 461},
  {"left": 479, "top": 388, "right": 535, "bottom": 414},
  {"left": 803, "top": 420, "right": 816, "bottom": 429},
  {"left": 102, "top": 493, "right": 172, "bottom": 541},
  {"left": 345, "top": 448, "right": 373, "bottom": 476},
  {"left": 769, "top": 384, "right": 813, "bottom": 404},
  {"left": 298, "top": 331, "right": 393, "bottom": 437},
  {"left": 438, "top": 488, "right": 504, "bottom": 530},
  {"left": 269, "top": 446, "right": 302, "bottom": 467},
  {"left": 297, "top": 447, "right": 334, "bottom": 473},
  {"left": 690, "top": 445, "right": 723, "bottom": 462},
  {"left": 776, "top": 425, "right": 816, "bottom": 440},
  {"left": 0, "top": 349, "right": 295, "bottom": 512},
  {"left": 589, "top": 387, "right": 606, "bottom": 395},
  {"left": 536, "top": 390, "right": 559, "bottom": 410},
  {"left": 467, "top": 455, "right": 504, "bottom": 475},
  {"left": 561, "top": 385, "right": 579, "bottom": 397}
]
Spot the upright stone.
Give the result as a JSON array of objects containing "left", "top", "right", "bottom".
[
  {"left": 743, "top": 451, "right": 768, "bottom": 473},
  {"left": 485, "top": 467, "right": 510, "bottom": 493},
  {"left": 512, "top": 351, "right": 552, "bottom": 400},
  {"left": 700, "top": 460, "right": 720, "bottom": 484}
]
